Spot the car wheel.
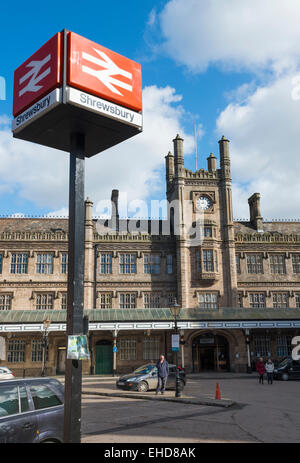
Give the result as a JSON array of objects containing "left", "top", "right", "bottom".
[
  {"left": 282, "top": 373, "right": 289, "bottom": 381},
  {"left": 137, "top": 381, "right": 148, "bottom": 392}
]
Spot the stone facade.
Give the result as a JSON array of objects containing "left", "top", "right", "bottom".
[{"left": 0, "top": 135, "right": 299, "bottom": 376}]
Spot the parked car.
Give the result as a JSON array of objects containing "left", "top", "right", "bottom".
[
  {"left": 0, "top": 377, "right": 64, "bottom": 443},
  {"left": 116, "top": 363, "right": 186, "bottom": 392},
  {"left": 273, "top": 357, "right": 300, "bottom": 381},
  {"left": 0, "top": 367, "right": 15, "bottom": 380}
]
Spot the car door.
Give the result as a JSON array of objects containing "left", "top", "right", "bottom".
[
  {"left": 147, "top": 367, "right": 158, "bottom": 389},
  {"left": 28, "top": 382, "right": 64, "bottom": 443},
  {"left": 290, "top": 360, "right": 300, "bottom": 379},
  {"left": 167, "top": 366, "right": 176, "bottom": 388},
  {"left": 0, "top": 383, "right": 38, "bottom": 443}
]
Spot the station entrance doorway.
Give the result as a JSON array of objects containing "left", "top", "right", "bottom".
[{"left": 192, "top": 334, "right": 230, "bottom": 372}]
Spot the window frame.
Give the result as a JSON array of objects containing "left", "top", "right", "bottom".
[
  {"left": 246, "top": 254, "right": 263, "bottom": 274},
  {"left": 119, "top": 293, "right": 137, "bottom": 309},
  {"left": 198, "top": 292, "right": 218, "bottom": 309},
  {"left": 0, "top": 293, "right": 12, "bottom": 311},
  {"left": 144, "top": 254, "right": 161, "bottom": 275},
  {"left": 100, "top": 253, "right": 112, "bottom": 274},
  {"left": 292, "top": 254, "right": 300, "bottom": 274},
  {"left": 119, "top": 339, "right": 137, "bottom": 360},
  {"left": 270, "top": 254, "right": 286, "bottom": 275},
  {"left": 272, "top": 293, "right": 289, "bottom": 309},
  {"left": 119, "top": 253, "right": 136, "bottom": 274},
  {"left": 249, "top": 293, "right": 266, "bottom": 308},
  {"left": 7, "top": 340, "right": 26, "bottom": 363},
  {"left": 10, "top": 253, "right": 28, "bottom": 274},
  {"left": 35, "top": 293, "right": 54, "bottom": 311},
  {"left": 36, "top": 253, "right": 54, "bottom": 275}
]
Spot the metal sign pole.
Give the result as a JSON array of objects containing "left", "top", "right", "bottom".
[{"left": 64, "top": 132, "right": 85, "bottom": 443}]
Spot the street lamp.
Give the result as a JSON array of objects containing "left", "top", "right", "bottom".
[
  {"left": 41, "top": 317, "right": 51, "bottom": 377},
  {"left": 170, "top": 299, "right": 181, "bottom": 398}
]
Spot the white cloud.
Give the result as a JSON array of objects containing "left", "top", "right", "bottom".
[
  {"left": 159, "top": 0, "right": 300, "bottom": 74},
  {"left": 0, "top": 85, "right": 194, "bottom": 214},
  {"left": 147, "top": 8, "right": 157, "bottom": 27},
  {"left": 46, "top": 208, "right": 69, "bottom": 217},
  {"left": 87, "top": 85, "right": 194, "bottom": 213},
  {"left": 216, "top": 73, "right": 300, "bottom": 219}
]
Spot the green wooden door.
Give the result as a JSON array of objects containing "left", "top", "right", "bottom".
[{"left": 95, "top": 344, "right": 113, "bottom": 374}]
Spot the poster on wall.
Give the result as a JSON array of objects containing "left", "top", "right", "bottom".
[
  {"left": 0, "top": 337, "right": 6, "bottom": 361},
  {"left": 67, "top": 335, "right": 90, "bottom": 360},
  {"left": 171, "top": 334, "right": 180, "bottom": 352}
]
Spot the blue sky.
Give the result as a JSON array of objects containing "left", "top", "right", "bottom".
[{"left": 1, "top": 0, "right": 300, "bottom": 220}]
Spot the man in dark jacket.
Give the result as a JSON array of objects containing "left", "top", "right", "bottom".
[{"left": 156, "top": 354, "right": 169, "bottom": 395}]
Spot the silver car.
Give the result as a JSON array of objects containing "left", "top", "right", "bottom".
[
  {"left": 0, "top": 367, "right": 15, "bottom": 380},
  {"left": 116, "top": 363, "right": 186, "bottom": 392},
  {"left": 0, "top": 377, "right": 64, "bottom": 443}
]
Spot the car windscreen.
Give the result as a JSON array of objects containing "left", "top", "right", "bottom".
[
  {"left": 133, "top": 365, "right": 155, "bottom": 375},
  {"left": 277, "top": 358, "right": 290, "bottom": 368}
]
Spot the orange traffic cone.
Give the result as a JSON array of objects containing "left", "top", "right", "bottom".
[{"left": 215, "top": 382, "right": 221, "bottom": 400}]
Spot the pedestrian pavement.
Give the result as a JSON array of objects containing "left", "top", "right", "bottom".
[{"left": 53, "top": 372, "right": 247, "bottom": 407}]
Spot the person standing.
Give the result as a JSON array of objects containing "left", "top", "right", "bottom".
[
  {"left": 256, "top": 357, "right": 266, "bottom": 384},
  {"left": 156, "top": 354, "right": 169, "bottom": 395},
  {"left": 265, "top": 359, "right": 275, "bottom": 384}
]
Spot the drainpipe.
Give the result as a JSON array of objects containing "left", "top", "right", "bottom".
[
  {"left": 94, "top": 244, "right": 98, "bottom": 309},
  {"left": 112, "top": 330, "right": 118, "bottom": 377}
]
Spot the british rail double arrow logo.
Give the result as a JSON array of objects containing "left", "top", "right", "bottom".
[{"left": 81, "top": 48, "right": 133, "bottom": 96}]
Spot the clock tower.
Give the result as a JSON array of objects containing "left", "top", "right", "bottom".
[{"left": 165, "top": 135, "right": 238, "bottom": 309}]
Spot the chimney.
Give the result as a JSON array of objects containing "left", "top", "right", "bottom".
[
  {"left": 111, "top": 189, "right": 119, "bottom": 232},
  {"left": 207, "top": 153, "right": 217, "bottom": 172},
  {"left": 173, "top": 134, "right": 184, "bottom": 177},
  {"left": 165, "top": 151, "right": 174, "bottom": 186},
  {"left": 218, "top": 135, "right": 231, "bottom": 179},
  {"left": 85, "top": 197, "right": 93, "bottom": 222},
  {"left": 248, "top": 193, "right": 263, "bottom": 231}
]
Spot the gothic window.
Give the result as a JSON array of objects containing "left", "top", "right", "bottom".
[
  {"left": 7, "top": 340, "right": 26, "bottom": 363},
  {"left": 272, "top": 293, "right": 288, "bottom": 309},
  {"left": 292, "top": 254, "right": 300, "bottom": 274},
  {"left": 120, "top": 293, "right": 136, "bottom": 309},
  {"left": 36, "top": 253, "right": 54, "bottom": 274},
  {"left": 120, "top": 254, "right": 136, "bottom": 274},
  {"left": 10, "top": 253, "right": 28, "bottom": 274},
  {"left": 198, "top": 293, "right": 218, "bottom": 309},
  {"left": 276, "top": 336, "right": 292, "bottom": 357},
  {"left": 100, "top": 254, "right": 112, "bottom": 274},
  {"left": 249, "top": 293, "right": 265, "bottom": 308},
  {"left": 246, "top": 254, "right": 263, "bottom": 274},
  {"left": 119, "top": 339, "right": 137, "bottom": 360},
  {"left": 0, "top": 294, "right": 12, "bottom": 311},
  {"left": 253, "top": 336, "right": 270, "bottom": 357},
  {"left": 99, "top": 293, "right": 112, "bottom": 309},
  {"left": 61, "top": 253, "right": 68, "bottom": 274},
  {"left": 143, "top": 337, "right": 159, "bottom": 360},
  {"left": 270, "top": 254, "right": 286, "bottom": 274},
  {"left": 144, "top": 294, "right": 160, "bottom": 308},
  {"left": 144, "top": 254, "right": 160, "bottom": 274},
  {"left": 35, "top": 293, "right": 54, "bottom": 310}
]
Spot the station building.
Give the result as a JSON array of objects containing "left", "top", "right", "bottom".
[{"left": 0, "top": 135, "right": 299, "bottom": 376}]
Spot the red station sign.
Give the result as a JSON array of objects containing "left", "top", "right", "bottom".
[
  {"left": 13, "top": 33, "right": 62, "bottom": 117},
  {"left": 12, "top": 30, "right": 143, "bottom": 156},
  {"left": 68, "top": 32, "right": 142, "bottom": 113}
]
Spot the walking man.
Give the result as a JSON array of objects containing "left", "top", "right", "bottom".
[
  {"left": 156, "top": 354, "right": 169, "bottom": 395},
  {"left": 265, "top": 358, "right": 275, "bottom": 384},
  {"left": 256, "top": 357, "right": 266, "bottom": 384}
]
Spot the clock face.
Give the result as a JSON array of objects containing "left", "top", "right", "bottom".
[{"left": 196, "top": 195, "right": 212, "bottom": 211}]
